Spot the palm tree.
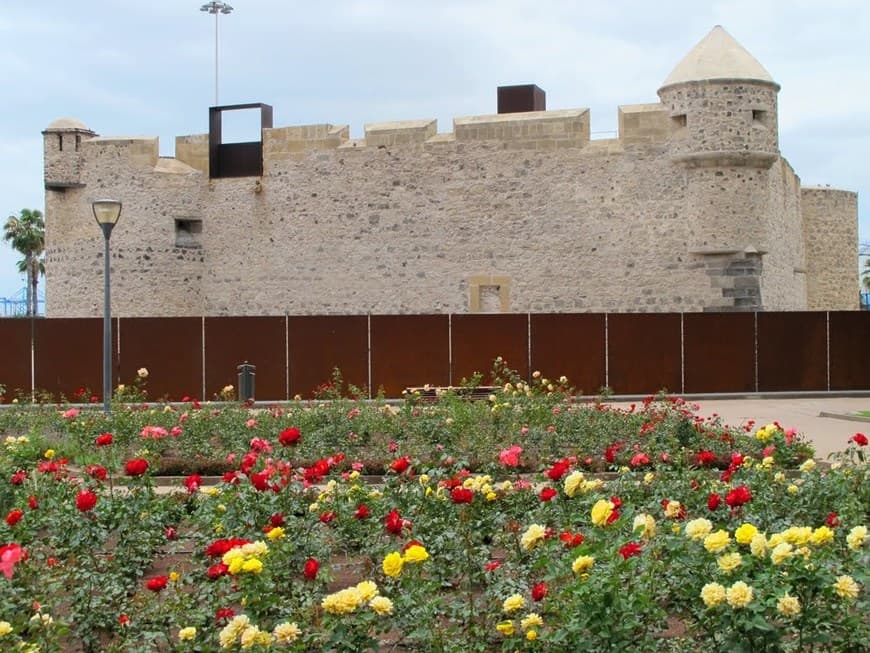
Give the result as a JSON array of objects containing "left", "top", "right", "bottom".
[{"left": 3, "top": 209, "right": 45, "bottom": 316}]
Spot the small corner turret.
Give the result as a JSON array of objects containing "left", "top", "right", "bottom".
[
  {"left": 43, "top": 118, "right": 96, "bottom": 190},
  {"left": 657, "top": 25, "right": 780, "bottom": 168}
]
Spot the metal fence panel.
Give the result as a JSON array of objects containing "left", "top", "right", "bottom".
[
  {"left": 607, "top": 313, "right": 682, "bottom": 395},
  {"left": 530, "top": 314, "right": 606, "bottom": 395},
  {"left": 0, "top": 319, "right": 33, "bottom": 400},
  {"left": 757, "top": 312, "right": 827, "bottom": 391},
  {"left": 451, "top": 314, "right": 529, "bottom": 385},
  {"left": 118, "top": 318, "right": 203, "bottom": 400},
  {"left": 34, "top": 318, "right": 107, "bottom": 402},
  {"left": 370, "top": 315, "right": 450, "bottom": 397},
  {"left": 829, "top": 311, "right": 870, "bottom": 391},
  {"left": 204, "top": 316, "right": 287, "bottom": 401},
  {"left": 683, "top": 312, "right": 756, "bottom": 393},
  {"left": 287, "top": 316, "right": 368, "bottom": 398}
]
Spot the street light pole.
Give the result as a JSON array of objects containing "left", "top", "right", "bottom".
[
  {"left": 92, "top": 199, "right": 122, "bottom": 415},
  {"left": 200, "top": 1, "right": 234, "bottom": 105}
]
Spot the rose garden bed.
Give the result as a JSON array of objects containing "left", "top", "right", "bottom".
[{"left": 0, "top": 367, "right": 867, "bottom": 651}]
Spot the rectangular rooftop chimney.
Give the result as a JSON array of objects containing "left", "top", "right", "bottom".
[{"left": 497, "top": 84, "right": 546, "bottom": 114}]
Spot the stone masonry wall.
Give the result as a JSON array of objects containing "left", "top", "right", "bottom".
[{"left": 802, "top": 187, "right": 859, "bottom": 310}]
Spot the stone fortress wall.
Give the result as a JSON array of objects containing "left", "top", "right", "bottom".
[{"left": 42, "top": 26, "right": 858, "bottom": 318}]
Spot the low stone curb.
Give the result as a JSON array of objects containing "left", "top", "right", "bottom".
[{"left": 819, "top": 411, "right": 870, "bottom": 424}]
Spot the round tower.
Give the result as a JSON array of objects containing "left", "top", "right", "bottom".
[
  {"left": 657, "top": 25, "right": 780, "bottom": 166},
  {"left": 657, "top": 27, "right": 803, "bottom": 311}
]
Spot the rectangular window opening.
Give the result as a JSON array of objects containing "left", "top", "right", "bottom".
[
  {"left": 175, "top": 218, "right": 203, "bottom": 248},
  {"left": 752, "top": 110, "right": 769, "bottom": 128},
  {"left": 671, "top": 114, "right": 687, "bottom": 128}
]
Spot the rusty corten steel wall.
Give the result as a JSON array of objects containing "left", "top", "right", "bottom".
[
  {"left": 530, "top": 314, "right": 606, "bottom": 394},
  {"left": 0, "top": 319, "right": 33, "bottom": 398},
  {"left": 451, "top": 314, "right": 529, "bottom": 384},
  {"left": 118, "top": 318, "right": 203, "bottom": 400},
  {"left": 607, "top": 313, "right": 682, "bottom": 395},
  {"left": 370, "top": 315, "right": 450, "bottom": 397},
  {"left": 205, "top": 316, "right": 287, "bottom": 400},
  {"left": 683, "top": 313, "right": 756, "bottom": 393},
  {"left": 829, "top": 311, "right": 870, "bottom": 391},
  {"left": 34, "top": 318, "right": 109, "bottom": 401},
  {"left": 757, "top": 312, "right": 827, "bottom": 391},
  {"left": 288, "top": 316, "right": 368, "bottom": 398}
]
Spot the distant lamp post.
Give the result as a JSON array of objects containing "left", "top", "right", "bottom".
[
  {"left": 200, "top": 1, "right": 234, "bottom": 105},
  {"left": 92, "top": 199, "right": 122, "bottom": 414}
]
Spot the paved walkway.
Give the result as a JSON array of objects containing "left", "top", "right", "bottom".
[{"left": 610, "top": 397, "right": 870, "bottom": 460}]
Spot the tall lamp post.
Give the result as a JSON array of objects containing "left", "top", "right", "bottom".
[
  {"left": 200, "top": 1, "right": 234, "bottom": 105},
  {"left": 92, "top": 199, "right": 122, "bottom": 414}
]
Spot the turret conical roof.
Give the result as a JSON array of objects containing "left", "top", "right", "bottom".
[{"left": 661, "top": 25, "right": 776, "bottom": 89}]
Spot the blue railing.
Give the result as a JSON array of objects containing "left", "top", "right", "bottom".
[
  {"left": 861, "top": 292, "right": 870, "bottom": 310},
  {"left": 0, "top": 287, "right": 45, "bottom": 317}
]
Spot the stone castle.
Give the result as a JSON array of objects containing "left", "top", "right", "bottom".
[{"left": 42, "top": 26, "right": 858, "bottom": 317}]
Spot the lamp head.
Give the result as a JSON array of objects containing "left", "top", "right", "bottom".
[{"left": 92, "top": 199, "right": 122, "bottom": 226}]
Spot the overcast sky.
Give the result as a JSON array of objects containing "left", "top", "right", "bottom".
[{"left": 1, "top": 0, "right": 868, "bottom": 306}]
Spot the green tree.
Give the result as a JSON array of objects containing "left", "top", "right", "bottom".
[{"left": 3, "top": 208, "right": 45, "bottom": 316}]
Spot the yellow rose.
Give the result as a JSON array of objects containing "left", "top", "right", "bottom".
[
  {"left": 272, "top": 622, "right": 301, "bottom": 643},
  {"left": 700, "top": 582, "right": 726, "bottom": 608},
  {"left": 810, "top": 526, "right": 834, "bottom": 546},
  {"left": 633, "top": 513, "right": 656, "bottom": 539},
  {"left": 726, "top": 581, "right": 753, "bottom": 608},
  {"left": 703, "top": 530, "right": 732, "bottom": 553},
  {"left": 572, "top": 555, "right": 595, "bottom": 574},
  {"left": 563, "top": 471, "right": 585, "bottom": 497},
  {"left": 663, "top": 501, "right": 684, "bottom": 519},
  {"left": 734, "top": 523, "right": 759, "bottom": 545},
  {"left": 762, "top": 456, "right": 774, "bottom": 468},
  {"left": 591, "top": 499, "right": 615, "bottom": 527},
  {"left": 178, "top": 627, "right": 196, "bottom": 641},
  {"left": 520, "top": 524, "right": 548, "bottom": 551},
  {"left": 267, "top": 527, "right": 285, "bottom": 541},
  {"left": 502, "top": 594, "right": 525, "bottom": 613},
  {"left": 717, "top": 552, "right": 742, "bottom": 573},
  {"left": 846, "top": 525, "right": 867, "bottom": 550},
  {"left": 521, "top": 613, "right": 543, "bottom": 630},
  {"left": 685, "top": 518, "right": 713, "bottom": 541},
  {"left": 369, "top": 596, "right": 393, "bottom": 615},
  {"left": 242, "top": 558, "right": 263, "bottom": 574},
  {"left": 787, "top": 485, "right": 799, "bottom": 494},
  {"left": 44, "top": 449, "right": 55, "bottom": 460},
  {"left": 750, "top": 533, "right": 768, "bottom": 558},
  {"left": 0, "top": 621, "right": 11, "bottom": 637},
  {"left": 776, "top": 594, "right": 801, "bottom": 617},
  {"left": 526, "top": 630, "right": 538, "bottom": 641},
  {"left": 355, "top": 580, "right": 378, "bottom": 601},
  {"left": 382, "top": 552, "right": 404, "bottom": 578},
  {"left": 403, "top": 545, "right": 429, "bottom": 564},
  {"left": 496, "top": 621, "right": 515, "bottom": 636},
  {"left": 799, "top": 459, "right": 816, "bottom": 473},
  {"left": 770, "top": 542, "right": 793, "bottom": 565},
  {"left": 833, "top": 575, "right": 860, "bottom": 600},
  {"left": 169, "top": 571, "right": 180, "bottom": 582}
]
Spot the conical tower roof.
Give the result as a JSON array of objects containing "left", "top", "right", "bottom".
[{"left": 660, "top": 26, "right": 777, "bottom": 89}]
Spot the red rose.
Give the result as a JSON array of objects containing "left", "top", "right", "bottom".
[
  {"left": 610, "top": 496, "right": 623, "bottom": 509},
  {"left": 546, "top": 459, "right": 570, "bottom": 481},
  {"left": 353, "top": 504, "right": 370, "bottom": 520},
  {"left": 10, "top": 470, "right": 26, "bottom": 485},
  {"left": 604, "top": 442, "right": 622, "bottom": 464},
  {"left": 303, "top": 557, "right": 319, "bottom": 580},
  {"left": 205, "top": 538, "right": 251, "bottom": 557},
  {"left": 319, "top": 511, "right": 336, "bottom": 524},
  {"left": 145, "top": 575, "right": 168, "bottom": 592},
  {"left": 697, "top": 450, "right": 716, "bottom": 466},
  {"left": 95, "top": 433, "right": 113, "bottom": 446},
  {"left": 559, "top": 531, "right": 584, "bottom": 548},
  {"left": 278, "top": 426, "right": 301, "bottom": 446},
  {"left": 851, "top": 433, "right": 868, "bottom": 447},
  {"left": 125, "top": 458, "right": 149, "bottom": 477},
  {"left": 183, "top": 474, "right": 201, "bottom": 494},
  {"left": 484, "top": 560, "right": 502, "bottom": 572},
  {"left": 269, "top": 513, "right": 285, "bottom": 527},
  {"left": 5, "top": 509, "right": 23, "bottom": 526},
  {"left": 165, "top": 526, "right": 178, "bottom": 540},
  {"left": 385, "top": 509, "right": 410, "bottom": 535},
  {"left": 207, "top": 562, "right": 229, "bottom": 579},
  {"left": 707, "top": 493, "right": 722, "bottom": 511},
  {"left": 390, "top": 456, "right": 411, "bottom": 474},
  {"left": 215, "top": 607, "right": 235, "bottom": 624},
  {"left": 75, "top": 489, "right": 98, "bottom": 512},
  {"left": 531, "top": 582, "right": 548, "bottom": 601},
  {"left": 250, "top": 471, "right": 271, "bottom": 492},
  {"left": 619, "top": 541, "right": 643, "bottom": 560},
  {"left": 450, "top": 487, "right": 474, "bottom": 504},
  {"left": 826, "top": 512, "right": 840, "bottom": 528},
  {"left": 725, "top": 485, "right": 753, "bottom": 508},
  {"left": 630, "top": 452, "right": 650, "bottom": 467},
  {"left": 28, "top": 496, "right": 38, "bottom": 510},
  {"left": 86, "top": 464, "right": 107, "bottom": 481},
  {"left": 539, "top": 487, "right": 557, "bottom": 502}
]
